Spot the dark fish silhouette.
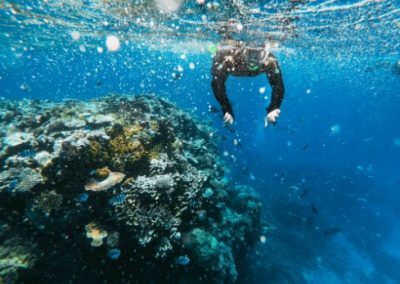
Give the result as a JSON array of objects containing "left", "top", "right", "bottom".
[
  {"left": 303, "top": 144, "right": 309, "bottom": 150},
  {"left": 392, "top": 61, "right": 400, "bottom": 75},
  {"left": 172, "top": 72, "right": 182, "bottom": 81},
  {"left": 20, "top": 83, "right": 31, "bottom": 92},
  {"left": 299, "top": 188, "right": 309, "bottom": 198},
  {"left": 209, "top": 106, "right": 220, "bottom": 113},
  {"left": 323, "top": 227, "right": 342, "bottom": 237},
  {"left": 305, "top": 216, "right": 313, "bottom": 226},
  {"left": 311, "top": 202, "right": 319, "bottom": 215}
]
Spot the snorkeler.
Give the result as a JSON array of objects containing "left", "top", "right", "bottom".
[{"left": 211, "top": 39, "right": 285, "bottom": 127}]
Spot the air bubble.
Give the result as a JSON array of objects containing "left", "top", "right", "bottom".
[
  {"left": 106, "top": 35, "right": 120, "bottom": 52},
  {"left": 70, "top": 31, "right": 81, "bottom": 41}
]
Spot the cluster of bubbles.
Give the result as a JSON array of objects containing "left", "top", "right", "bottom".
[{"left": 70, "top": 30, "right": 120, "bottom": 53}]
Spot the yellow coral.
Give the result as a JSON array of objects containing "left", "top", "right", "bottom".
[
  {"left": 89, "top": 140, "right": 110, "bottom": 163},
  {"left": 95, "top": 167, "right": 111, "bottom": 178},
  {"left": 109, "top": 132, "right": 145, "bottom": 162},
  {"left": 149, "top": 120, "right": 159, "bottom": 131},
  {"left": 147, "top": 146, "right": 161, "bottom": 160},
  {"left": 85, "top": 222, "right": 108, "bottom": 247},
  {"left": 89, "top": 140, "right": 102, "bottom": 157},
  {"left": 89, "top": 125, "right": 154, "bottom": 170},
  {"left": 128, "top": 124, "right": 144, "bottom": 135}
]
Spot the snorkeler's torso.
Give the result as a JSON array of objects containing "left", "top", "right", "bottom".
[{"left": 217, "top": 41, "right": 268, "bottom": 76}]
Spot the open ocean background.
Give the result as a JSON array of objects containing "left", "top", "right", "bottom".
[{"left": 1, "top": 0, "right": 400, "bottom": 283}]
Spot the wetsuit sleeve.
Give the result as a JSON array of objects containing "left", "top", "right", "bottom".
[
  {"left": 211, "top": 52, "right": 233, "bottom": 117},
  {"left": 265, "top": 55, "right": 285, "bottom": 113}
]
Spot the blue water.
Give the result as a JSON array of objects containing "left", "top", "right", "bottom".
[{"left": 1, "top": 0, "right": 400, "bottom": 283}]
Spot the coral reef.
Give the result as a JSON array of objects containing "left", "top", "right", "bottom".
[{"left": 0, "top": 95, "right": 262, "bottom": 283}]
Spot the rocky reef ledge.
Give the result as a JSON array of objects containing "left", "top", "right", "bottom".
[{"left": 0, "top": 95, "right": 261, "bottom": 283}]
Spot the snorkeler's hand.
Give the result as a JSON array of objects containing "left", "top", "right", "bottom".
[
  {"left": 223, "top": 112, "right": 234, "bottom": 125},
  {"left": 265, "top": 109, "right": 280, "bottom": 128}
]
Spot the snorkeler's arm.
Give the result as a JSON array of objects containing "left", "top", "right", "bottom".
[
  {"left": 265, "top": 55, "right": 285, "bottom": 113},
  {"left": 211, "top": 55, "right": 233, "bottom": 117}
]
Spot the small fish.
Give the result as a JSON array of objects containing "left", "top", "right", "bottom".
[
  {"left": 20, "top": 149, "right": 35, "bottom": 158},
  {"left": 96, "top": 81, "right": 102, "bottom": 86},
  {"left": 303, "top": 144, "right": 309, "bottom": 150},
  {"left": 172, "top": 72, "right": 182, "bottom": 81},
  {"left": 175, "top": 255, "right": 190, "bottom": 266},
  {"left": 107, "top": 248, "right": 121, "bottom": 260},
  {"left": 323, "top": 227, "right": 342, "bottom": 237},
  {"left": 393, "top": 60, "right": 400, "bottom": 75},
  {"left": 208, "top": 106, "right": 220, "bottom": 113},
  {"left": 19, "top": 83, "right": 31, "bottom": 92},
  {"left": 299, "top": 188, "right": 309, "bottom": 198},
  {"left": 75, "top": 192, "right": 89, "bottom": 203},
  {"left": 108, "top": 193, "right": 126, "bottom": 206},
  {"left": 311, "top": 203, "right": 319, "bottom": 215},
  {"left": 7, "top": 179, "right": 18, "bottom": 192},
  {"left": 305, "top": 216, "right": 314, "bottom": 226}
]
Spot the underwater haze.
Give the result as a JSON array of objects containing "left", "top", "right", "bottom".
[{"left": 1, "top": 0, "right": 400, "bottom": 283}]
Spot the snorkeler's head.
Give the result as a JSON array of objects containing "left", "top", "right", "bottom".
[{"left": 220, "top": 19, "right": 244, "bottom": 40}]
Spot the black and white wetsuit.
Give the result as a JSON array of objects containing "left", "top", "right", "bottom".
[{"left": 211, "top": 41, "right": 285, "bottom": 117}]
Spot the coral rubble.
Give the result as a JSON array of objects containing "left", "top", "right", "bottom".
[{"left": 0, "top": 95, "right": 261, "bottom": 283}]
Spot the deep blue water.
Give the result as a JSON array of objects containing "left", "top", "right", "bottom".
[{"left": 1, "top": 0, "right": 400, "bottom": 283}]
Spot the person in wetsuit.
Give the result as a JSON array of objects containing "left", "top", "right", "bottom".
[{"left": 211, "top": 40, "right": 285, "bottom": 127}]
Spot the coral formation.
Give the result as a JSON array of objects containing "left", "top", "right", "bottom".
[
  {"left": 0, "top": 230, "right": 36, "bottom": 284},
  {"left": 84, "top": 171, "right": 126, "bottom": 192},
  {"left": 85, "top": 222, "right": 108, "bottom": 247},
  {"left": 0, "top": 95, "right": 262, "bottom": 283}
]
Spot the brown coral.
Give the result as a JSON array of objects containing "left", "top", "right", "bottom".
[
  {"left": 109, "top": 132, "right": 145, "bottom": 162},
  {"left": 95, "top": 167, "right": 111, "bottom": 179}
]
